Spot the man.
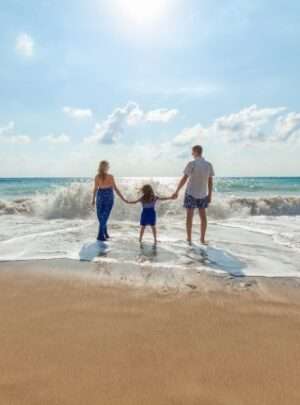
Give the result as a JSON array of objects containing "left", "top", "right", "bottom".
[{"left": 173, "top": 145, "right": 215, "bottom": 244}]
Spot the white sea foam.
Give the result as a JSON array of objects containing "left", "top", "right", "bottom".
[{"left": 2, "top": 179, "right": 300, "bottom": 220}]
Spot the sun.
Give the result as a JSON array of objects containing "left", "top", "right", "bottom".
[{"left": 115, "top": 0, "right": 168, "bottom": 24}]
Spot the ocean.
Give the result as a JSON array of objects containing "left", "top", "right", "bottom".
[{"left": 1, "top": 177, "right": 300, "bottom": 288}]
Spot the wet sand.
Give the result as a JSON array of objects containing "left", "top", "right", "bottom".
[{"left": 0, "top": 260, "right": 300, "bottom": 405}]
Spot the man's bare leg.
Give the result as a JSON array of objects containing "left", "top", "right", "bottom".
[
  {"left": 199, "top": 208, "right": 207, "bottom": 244},
  {"left": 186, "top": 208, "right": 194, "bottom": 243}
]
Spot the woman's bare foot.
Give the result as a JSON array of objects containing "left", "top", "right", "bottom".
[{"left": 201, "top": 239, "right": 209, "bottom": 245}]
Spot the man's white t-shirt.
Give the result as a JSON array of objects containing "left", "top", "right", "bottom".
[{"left": 184, "top": 157, "right": 215, "bottom": 199}]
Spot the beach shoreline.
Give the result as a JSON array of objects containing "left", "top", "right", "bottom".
[
  {"left": 0, "top": 260, "right": 300, "bottom": 404},
  {"left": 1, "top": 177, "right": 300, "bottom": 279}
]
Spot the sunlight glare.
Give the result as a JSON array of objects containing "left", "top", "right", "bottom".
[{"left": 116, "top": 0, "right": 168, "bottom": 24}]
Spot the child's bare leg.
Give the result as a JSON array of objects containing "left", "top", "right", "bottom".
[
  {"left": 199, "top": 208, "right": 207, "bottom": 244},
  {"left": 186, "top": 208, "right": 194, "bottom": 243},
  {"left": 139, "top": 226, "right": 145, "bottom": 243},
  {"left": 151, "top": 226, "right": 157, "bottom": 245}
]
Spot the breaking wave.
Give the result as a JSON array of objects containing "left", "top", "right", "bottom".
[
  {"left": 1, "top": 181, "right": 300, "bottom": 219},
  {"left": 209, "top": 197, "right": 300, "bottom": 218}
]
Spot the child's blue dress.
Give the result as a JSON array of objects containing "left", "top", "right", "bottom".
[{"left": 140, "top": 198, "right": 157, "bottom": 226}]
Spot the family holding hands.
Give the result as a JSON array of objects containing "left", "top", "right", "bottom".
[{"left": 92, "top": 145, "right": 215, "bottom": 246}]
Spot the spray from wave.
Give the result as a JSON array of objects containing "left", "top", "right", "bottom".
[
  {"left": 1, "top": 180, "right": 300, "bottom": 219},
  {"left": 209, "top": 197, "right": 300, "bottom": 218},
  {"left": 0, "top": 183, "right": 92, "bottom": 218}
]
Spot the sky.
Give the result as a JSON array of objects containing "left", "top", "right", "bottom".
[{"left": 0, "top": 0, "right": 300, "bottom": 177}]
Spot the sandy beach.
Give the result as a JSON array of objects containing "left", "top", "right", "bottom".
[{"left": 0, "top": 260, "right": 299, "bottom": 405}]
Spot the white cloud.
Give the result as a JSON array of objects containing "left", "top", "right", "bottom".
[
  {"left": 0, "top": 121, "right": 15, "bottom": 135},
  {"left": 41, "top": 133, "right": 70, "bottom": 144},
  {"left": 212, "top": 105, "right": 286, "bottom": 143},
  {"left": 0, "top": 135, "right": 31, "bottom": 144},
  {"left": 127, "top": 105, "right": 144, "bottom": 126},
  {"left": 85, "top": 102, "right": 178, "bottom": 144},
  {"left": 145, "top": 108, "right": 178, "bottom": 123},
  {"left": 85, "top": 102, "right": 137, "bottom": 144},
  {"left": 0, "top": 121, "right": 31, "bottom": 144},
  {"left": 273, "top": 112, "right": 300, "bottom": 142},
  {"left": 173, "top": 124, "right": 207, "bottom": 146},
  {"left": 63, "top": 106, "right": 93, "bottom": 119},
  {"left": 173, "top": 105, "right": 300, "bottom": 146},
  {"left": 127, "top": 105, "right": 178, "bottom": 125},
  {"left": 16, "top": 33, "right": 34, "bottom": 57}
]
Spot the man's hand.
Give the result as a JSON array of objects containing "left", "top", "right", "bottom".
[
  {"left": 172, "top": 192, "right": 178, "bottom": 200},
  {"left": 207, "top": 195, "right": 212, "bottom": 204}
]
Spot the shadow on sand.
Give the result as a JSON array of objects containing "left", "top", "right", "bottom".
[
  {"left": 137, "top": 243, "right": 158, "bottom": 263},
  {"left": 187, "top": 244, "right": 246, "bottom": 277},
  {"left": 79, "top": 241, "right": 109, "bottom": 261},
  {"left": 79, "top": 240, "right": 246, "bottom": 278}
]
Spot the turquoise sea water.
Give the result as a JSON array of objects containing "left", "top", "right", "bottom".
[
  {"left": 1, "top": 177, "right": 300, "bottom": 199},
  {"left": 0, "top": 177, "right": 87, "bottom": 199}
]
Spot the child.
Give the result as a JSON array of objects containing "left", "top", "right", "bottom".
[{"left": 126, "top": 184, "right": 174, "bottom": 245}]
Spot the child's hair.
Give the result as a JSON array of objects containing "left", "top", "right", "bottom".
[
  {"left": 98, "top": 160, "right": 109, "bottom": 180},
  {"left": 141, "top": 184, "right": 155, "bottom": 204}
]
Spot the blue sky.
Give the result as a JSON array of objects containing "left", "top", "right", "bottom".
[{"left": 1, "top": 0, "right": 300, "bottom": 177}]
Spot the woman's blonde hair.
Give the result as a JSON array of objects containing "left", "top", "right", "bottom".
[{"left": 98, "top": 160, "right": 109, "bottom": 180}]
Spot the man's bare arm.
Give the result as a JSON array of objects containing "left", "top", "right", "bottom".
[
  {"left": 208, "top": 176, "right": 213, "bottom": 203},
  {"left": 173, "top": 175, "right": 188, "bottom": 198}
]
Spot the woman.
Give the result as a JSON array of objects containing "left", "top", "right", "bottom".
[{"left": 92, "top": 160, "right": 126, "bottom": 241}]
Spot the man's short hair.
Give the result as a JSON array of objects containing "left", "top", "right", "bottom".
[{"left": 192, "top": 145, "right": 203, "bottom": 156}]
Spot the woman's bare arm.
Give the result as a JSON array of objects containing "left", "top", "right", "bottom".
[
  {"left": 112, "top": 176, "right": 126, "bottom": 202},
  {"left": 92, "top": 176, "right": 98, "bottom": 206}
]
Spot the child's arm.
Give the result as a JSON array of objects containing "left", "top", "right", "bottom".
[
  {"left": 125, "top": 198, "right": 142, "bottom": 204},
  {"left": 157, "top": 196, "right": 175, "bottom": 202}
]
